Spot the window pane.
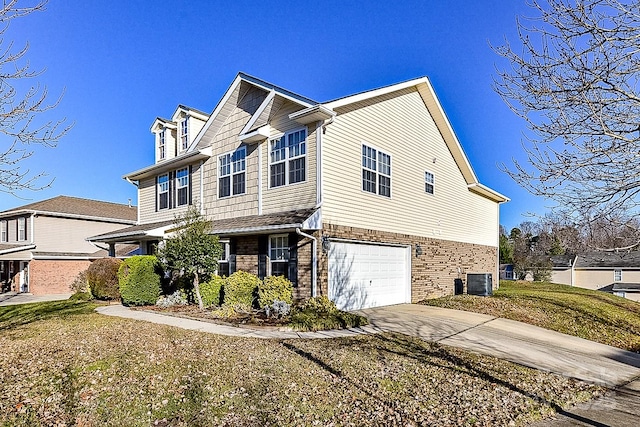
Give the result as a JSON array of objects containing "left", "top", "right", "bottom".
[
  {"left": 289, "top": 157, "right": 305, "bottom": 184},
  {"left": 270, "top": 137, "right": 286, "bottom": 163},
  {"left": 271, "top": 262, "right": 288, "bottom": 278},
  {"left": 363, "top": 169, "right": 376, "bottom": 193},
  {"left": 219, "top": 176, "right": 230, "bottom": 198},
  {"left": 288, "top": 130, "right": 306, "bottom": 158},
  {"left": 159, "top": 193, "right": 168, "bottom": 210},
  {"left": 219, "top": 154, "right": 231, "bottom": 176},
  {"left": 232, "top": 148, "right": 246, "bottom": 173},
  {"left": 177, "top": 187, "right": 188, "bottom": 206},
  {"left": 379, "top": 175, "right": 391, "bottom": 197},
  {"left": 378, "top": 152, "right": 391, "bottom": 176},
  {"left": 270, "top": 163, "right": 285, "bottom": 187},
  {"left": 232, "top": 172, "right": 245, "bottom": 195},
  {"left": 362, "top": 145, "right": 376, "bottom": 170},
  {"left": 270, "top": 236, "right": 289, "bottom": 260}
]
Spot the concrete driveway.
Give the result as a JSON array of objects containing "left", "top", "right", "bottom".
[
  {"left": 358, "top": 304, "right": 640, "bottom": 388},
  {"left": 359, "top": 304, "right": 640, "bottom": 426}
]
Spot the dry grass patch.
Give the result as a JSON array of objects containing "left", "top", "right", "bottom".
[
  {"left": 0, "top": 300, "right": 603, "bottom": 426},
  {"left": 421, "top": 280, "right": 640, "bottom": 352}
]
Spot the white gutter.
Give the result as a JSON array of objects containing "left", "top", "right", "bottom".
[{"left": 296, "top": 228, "right": 317, "bottom": 297}]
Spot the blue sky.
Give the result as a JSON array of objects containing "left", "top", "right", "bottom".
[{"left": 2, "top": 0, "right": 552, "bottom": 230}]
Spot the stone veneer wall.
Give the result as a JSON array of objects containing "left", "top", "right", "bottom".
[
  {"left": 317, "top": 223, "right": 497, "bottom": 302},
  {"left": 28, "top": 259, "right": 92, "bottom": 295}
]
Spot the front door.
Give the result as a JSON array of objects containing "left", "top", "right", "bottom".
[{"left": 19, "top": 261, "right": 29, "bottom": 293}]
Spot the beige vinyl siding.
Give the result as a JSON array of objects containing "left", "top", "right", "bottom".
[
  {"left": 261, "top": 100, "right": 318, "bottom": 214},
  {"left": 323, "top": 87, "right": 499, "bottom": 247},
  {"left": 138, "top": 163, "right": 202, "bottom": 224},
  {"left": 551, "top": 269, "right": 572, "bottom": 286},
  {"left": 33, "top": 216, "right": 132, "bottom": 253},
  {"left": 201, "top": 86, "right": 268, "bottom": 220},
  {"left": 574, "top": 269, "right": 640, "bottom": 290}
]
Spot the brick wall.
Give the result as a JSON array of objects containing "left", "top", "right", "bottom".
[
  {"left": 28, "top": 259, "right": 91, "bottom": 295},
  {"left": 235, "top": 236, "right": 259, "bottom": 274},
  {"left": 317, "top": 223, "right": 497, "bottom": 302}
]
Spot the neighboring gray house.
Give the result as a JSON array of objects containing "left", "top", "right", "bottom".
[
  {"left": 551, "top": 252, "right": 640, "bottom": 302},
  {"left": 90, "top": 73, "right": 509, "bottom": 310}
]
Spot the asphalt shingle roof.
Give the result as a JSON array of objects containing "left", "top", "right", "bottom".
[{"left": 0, "top": 195, "right": 137, "bottom": 222}]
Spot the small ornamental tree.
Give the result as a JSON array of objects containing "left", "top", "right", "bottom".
[{"left": 158, "top": 206, "right": 222, "bottom": 310}]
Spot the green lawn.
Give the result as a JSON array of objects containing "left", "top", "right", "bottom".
[
  {"left": 0, "top": 300, "right": 601, "bottom": 426},
  {"left": 421, "top": 280, "right": 640, "bottom": 352}
]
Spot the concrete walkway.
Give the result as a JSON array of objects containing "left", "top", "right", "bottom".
[
  {"left": 0, "top": 292, "right": 73, "bottom": 306},
  {"left": 96, "top": 304, "right": 378, "bottom": 339}
]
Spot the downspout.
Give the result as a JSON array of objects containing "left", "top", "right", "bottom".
[
  {"left": 296, "top": 228, "right": 317, "bottom": 297},
  {"left": 258, "top": 143, "right": 263, "bottom": 215},
  {"left": 571, "top": 255, "right": 576, "bottom": 287},
  {"left": 199, "top": 160, "right": 205, "bottom": 215}
]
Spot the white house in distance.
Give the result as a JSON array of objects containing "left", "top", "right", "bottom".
[{"left": 90, "top": 73, "right": 509, "bottom": 310}]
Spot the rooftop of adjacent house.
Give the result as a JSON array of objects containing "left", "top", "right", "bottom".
[
  {"left": 575, "top": 251, "right": 640, "bottom": 269},
  {"left": 551, "top": 254, "right": 576, "bottom": 268},
  {"left": 612, "top": 283, "right": 640, "bottom": 292},
  {"left": 0, "top": 196, "right": 137, "bottom": 222}
]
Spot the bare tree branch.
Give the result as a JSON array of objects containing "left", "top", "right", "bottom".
[{"left": 0, "top": 0, "right": 72, "bottom": 195}]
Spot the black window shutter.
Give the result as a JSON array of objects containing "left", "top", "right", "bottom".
[
  {"left": 188, "top": 165, "right": 193, "bottom": 205},
  {"left": 155, "top": 176, "right": 158, "bottom": 212},
  {"left": 258, "top": 235, "right": 268, "bottom": 279},
  {"left": 229, "top": 238, "right": 237, "bottom": 274},
  {"left": 288, "top": 232, "right": 298, "bottom": 287},
  {"left": 168, "top": 171, "right": 174, "bottom": 209}
]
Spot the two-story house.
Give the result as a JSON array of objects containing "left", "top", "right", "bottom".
[
  {"left": 0, "top": 196, "right": 137, "bottom": 295},
  {"left": 90, "top": 73, "right": 508, "bottom": 310}
]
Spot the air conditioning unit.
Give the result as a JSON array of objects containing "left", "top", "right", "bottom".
[{"left": 467, "top": 273, "right": 493, "bottom": 296}]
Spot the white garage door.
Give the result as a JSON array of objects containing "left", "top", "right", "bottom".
[{"left": 328, "top": 241, "right": 411, "bottom": 311}]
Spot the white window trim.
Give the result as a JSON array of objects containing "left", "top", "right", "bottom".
[
  {"left": 425, "top": 170, "right": 435, "bottom": 195},
  {"left": 268, "top": 233, "right": 289, "bottom": 276},
  {"left": 218, "top": 146, "right": 247, "bottom": 199},
  {"left": 17, "top": 217, "right": 26, "bottom": 241},
  {"left": 159, "top": 130, "right": 166, "bottom": 160},
  {"left": 268, "top": 128, "right": 308, "bottom": 189},
  {"left": 361, "top": 142, "right": 392, "bottom": 198},
  {"left": 0, "top": 220, "right": 6, "bottom": 242},
  {"left": 614, "top": 269, "right": 622, "bottom": 282},
  {"left": 176, "top": 167, "right": 189, "bottom": 206},
  {"left": 180, "top": 119, "right": 189, "bottom": 151},
  {"left": 158, "top": 173, "right": 169, "bottom": 210}
]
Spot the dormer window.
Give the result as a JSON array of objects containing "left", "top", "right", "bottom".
[
  {"left": 159, "top": 130, "right": 166, "bottom": 160},
  {"left": 180, "top": 119, "right": 188, "bottom": 151}
]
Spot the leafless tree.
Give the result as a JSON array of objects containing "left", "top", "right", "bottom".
[
  {"left": 0, "top": 0, "right": 71, "bottom": 195},
  {"left": 494, "top": 0, "right": 640, "bottom": 249}
]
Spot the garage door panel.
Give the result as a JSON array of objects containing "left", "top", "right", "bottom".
[{"left": 328, "top": 242, "right": 410, "bottom": 311}]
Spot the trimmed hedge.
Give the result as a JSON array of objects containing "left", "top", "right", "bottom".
[
  {"left": 118, "top": 255, "right": 161, "bottom": 306},
  {"left": 200, "top": 275, "right": 225, "bottom": 308},
  {"left": 258, "top": 275, "right": 293, "bottom": 308},
  {"left": 88, "top": 258, "right": 123, "bottom": 300},
  {"left": 223, "top": 271, "right": 261, "bottom": 308}
]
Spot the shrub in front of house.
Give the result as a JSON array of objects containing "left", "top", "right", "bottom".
[
  {"left": 156, "top": 290, "right": 189, "bottom": 308},
  {"left": 200, "top": 275, "right": 225, "bottom": 308},
  {"left": 258, "top": 275, "right": 293, "bottom": 308},
  {"left": 223, "top": 271, "right": 261, "bottom": 309},
  {"left": 118, "top": 255, "right": 162, "bottom": 306},
  {"left": 88, "top": 258, "right": 123, "bottom": 300},
  {"left": 289, "top": 296, "right": 369, "bottom": 331},
  {"left": 70, "top": 269, "right": 90, "bottom": 295}
]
